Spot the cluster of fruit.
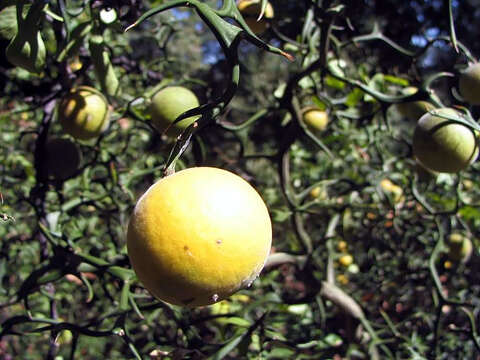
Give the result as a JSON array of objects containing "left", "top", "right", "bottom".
[
  {"left": 47, "top": 79, "right": 273, "bottom": 307},
  {"left": 40, "top": 0, "right": 281, "bottom": 309}
]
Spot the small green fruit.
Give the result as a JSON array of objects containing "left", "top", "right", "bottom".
[
  {"left": 412, "top": 108, "right": 478, "bottom": 173},
  {"left": 57, "top": 86, "right": 110, "bottom": 140},
  {"left": 149, "top": 86, "right": 200, "bottom": 138},
  {"left": 45, "top": 138, "right": 82, "bottom": 180},
  {"left": 459, "top": 63, "right": 480, "bottom": 105}
]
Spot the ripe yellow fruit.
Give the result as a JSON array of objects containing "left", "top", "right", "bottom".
[
  {"left": 459, "top": 63, "right": 480, "bottom": 105},
  {"left": 57, "top": 86, "right": 110, "bottom": 140},
  {"left": 412, "top": 108, "right": 478, "bottom": 173},
  {"left": 127, "top": 167, "right": 272, "bottom": 307},
  {"left": 380, "top": 179, "right": 403, "bottom": 203},
  {"left": 337, "top": 240, "right": 348, "bottom": 253},
  {"left": 447, "top": 233, "right": 473, "bottom": 263},
  {"left": 302, "top": 108, "right": 329, "bottom": 132},
  {"left": 396, "top": 87, "right": 435, "bottom": 122},
  {"left": 339, "top": 254, "right": 353, "bottom": 267},
  {"left": 149, "top": 86, "right": 200, "bottom": 138},
  {"left": 45, "top": 138, "right": 82, "bottom": 180},
  {"left": 237, "top": 0, "right": 274, "bottom": 35}
]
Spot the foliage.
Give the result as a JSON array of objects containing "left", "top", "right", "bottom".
[{"left": 1, "top": 0, "right": 480, "bottom": 359}]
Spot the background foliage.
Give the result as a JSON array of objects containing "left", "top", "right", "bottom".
[{"left": 1, "top": 0, "right": 480, "bottom": 359}]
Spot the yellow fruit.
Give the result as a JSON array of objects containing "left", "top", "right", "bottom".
[
  {"left": 447, "top": 233, "right": 473, "bottom": 263},
  {"left": 412, "top": 108, "right": 478, "bottom": 173},
  {"left": 339, "top": 254, "right": 353, "bottom": 267},
  {"left": 45, "top": 138, "right": 82, "bottom": 180},
  {"left": 459, "top": 63, "right": 480, "bottom": 105},
  {"left": 337, "top": 240, "right": 348, "bottom": 253},
  {"left": 237, "top": 0, "right": 274, "bottom": 34},
  {"left": 57, "top": 86, "right": 110, "bottom": 140},
  {"left": 396, "top": 87, "right": 435, "bottom": 122},
  {"left": 336, "top": 274, "right": 349, "bottom": 285},
  {"left": 380, "top": 179, "right": 403, "bottom": 202},
  {"left": 302, "top": 107, "right": 329, "bottom": 132},
  {"left": 309, "top": 186, "right": 327, "bottom": 199},
  {"left": 149, "top": 86, "right": 200, "bottom": 138},
  {"left": 127, "top": 167, "right": 272, "bottom": 307}
]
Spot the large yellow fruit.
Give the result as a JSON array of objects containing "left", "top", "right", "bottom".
[
  {"left": 57, "top": 86, "right": 110, "bottom": 140},
  {"left": 127, "top": 167, "right": 272, "bottom": 307},
  {"left": 396, "top": 87, "right": 435, "bottom": 122},
  {"left": 459, "top": 63, "right": 480, "bottom": 105},
  {"left": 412, "top": 108, "right": 478, "bottom": 173},
  {"left": 149, "top": 86, "right": 200, "bottom": 138},
  {"left": 237, "top": 0, "right": 274, "bottom": 35},
  {"left": 45, "top": 138, "right": 82, "bottom": 180},
  {"left": 302, "top": 107, "right": 329, "bottom": 132}
]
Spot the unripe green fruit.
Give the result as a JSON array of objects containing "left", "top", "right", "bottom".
[
  {"left": 237, "top": 0, "right": 274, "bottom": 35},
  {"left": 447, "top": 233, "right": 473, "bottom": 263},
  {"left": 57, "top": 86, "right": 110, "bottom": 140},
  {"left": 302, "top": 108, "right": 329, "bottom": 132},
  {"left": 45, "top": 138, "right": 82, "bottom": 180},
  {"left": 412, "top": 108, "right": 478, "bottom": 173},
  {"left": 149, "top": 86, "right": 200, "bottom": 138},
  {"left": 459, "top": 63, "right": 480, "bottom": 105},
  {"left": 396, "top": 87, "right": 435, "bottom": 122}
]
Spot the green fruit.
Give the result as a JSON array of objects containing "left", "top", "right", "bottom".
[
  {"left": 149, "top": 86, "right": 200, "bottom": 138},
  {"left": 412, "top": 108, "right": 478, "bottom": 173},
  {"left": 57, "top": 86, "right": 110, "bottom": 140},
  {"left": 447, "top": 233, "right": 473, "bottom": 263},
  {"left": 396, "top": 87, "right": 435, "bottom": 122},
  {"left": 45, "top": 138, "right": 82, "bottom": 180},
  {"left": 459, "top": 63, "right": 480, "bottom": 105},
  {"left": 302, "top": 107, "right": 329, "bottom": 132}
]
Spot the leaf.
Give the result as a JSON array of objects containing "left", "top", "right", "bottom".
[
  {"left": 383, "top": 75, "right": 409, "bottom": 86},
  {"left": 346, "top": 88, "right": 364, "bottom": 107},
  {"left": 210, "top": 330, "right": 245, "bottom": 360}
]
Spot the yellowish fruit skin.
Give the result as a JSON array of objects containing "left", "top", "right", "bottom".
[
  {"left": 459, "top": 63, "right": 480, "bottom": 105},
  {"left": 57, "top": 86, "right": 109, "bottom": 140},
  {"left": 149, "top": 86, "right": 200, "bottom": 138},
  {"left": 413, "top": 108, "right": 479, "bottom": 173},
  {"left": 127, "top": 167, "right": 272, "bottom": 307},
  {"left": 380, "top": 179, "right": 403, "bottom": 203},
  {"left": 302, "top": 108, "right": 329, "bottom": 132},
  {"left": 237, "top": 0, "right": 274, "bottom": 34},
  {"left": 447, "top": 233, "right": 473, "bottom": 263},
  {"left": 339, "top": 254, "right": 353, "bottom": 267},
  {"left": 337, "top": 240, "right": 348, "bottom": 253},
  {"left": 45, "top": 138, "right": 82, "bottom": 180},
  {"left": 396, "top": 86, "right": 435, "bottom": 122}
]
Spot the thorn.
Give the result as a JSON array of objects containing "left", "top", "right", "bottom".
[
  {"left": 281, "top": 51, "right": 295, "bottom": 62},
  {"left": 124, "top": 23, "right": 137, "bottom": 32}
]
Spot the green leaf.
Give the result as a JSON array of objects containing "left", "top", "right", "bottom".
[{"left": 345, "top": 88, "right": 364, "bottom": 107}]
